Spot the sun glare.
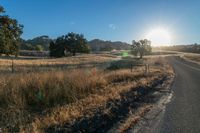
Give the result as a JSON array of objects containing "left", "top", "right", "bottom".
[{"left": 145, "top": 28, "right": 171, "bottom": 46}]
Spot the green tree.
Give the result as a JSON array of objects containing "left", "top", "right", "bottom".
[
  {"left": 49, "top": 39, "right": 65, "bottom": 57},
  {"left": 35, "top": 45, "right": 43, "bottom": 51},
  {"left": 49, "top": 41, "right": 56, "bottom": 57},
  {"left": 131, "top": 39, "right": 152, "bottom": 59},
  {"left": 64, "top": 32, "right": 89, "bottom": 56},
  {"left": 0, "top": 5, "right": 23, "bottom": 56},
  {"left": 49, "top": 33, "right": 90, "bottom": 57}
]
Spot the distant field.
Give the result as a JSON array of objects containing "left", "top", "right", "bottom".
[
  {"left": 0, "top": 54, "right": 117, "bottom": 73},
  {"left": 0, "top": 50, "right": 178, "bottom": 74},
  {"left": 152, "top": 49, "right": 200, "bottom": 62},
  {"left": 182, "top": 54, "right": 200, "bottom": 63},
  {"left": 151, "top": 49, "right": 180, "bottom": 55}
]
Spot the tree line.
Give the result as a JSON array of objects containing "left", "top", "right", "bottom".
[
  {"left": 88, "top": 39, "right": 131, "bottom": 52},
  {"left": 20, "top": 36, "right": 51, "bottom": 51}
]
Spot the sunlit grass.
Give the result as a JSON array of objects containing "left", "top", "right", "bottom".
[{"left": 0, "top": 55, "right": 174, "bottom": 132}]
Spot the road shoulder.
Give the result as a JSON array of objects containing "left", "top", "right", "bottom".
[
  {"left": 108, "top": 68, "right": 175, "bottom": 133},
  {"left": 128, "top": 73, "right": 174, "bottom": 133}
]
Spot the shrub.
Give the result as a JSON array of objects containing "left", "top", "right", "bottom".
[{"left": 107, "top": 59, "right": 143, "bottom": 70}]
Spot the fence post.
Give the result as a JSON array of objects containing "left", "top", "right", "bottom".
[
  {"left": 145, "top": 64, "right": 149, "bottom": 76},
  {"left": 11, "top": 59, "right": 14, "bottom": 73},
  {"left": 130, "top": 64, "right": 133, "bottom": 72}
]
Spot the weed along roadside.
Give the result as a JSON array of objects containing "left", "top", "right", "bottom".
[
  {"left": 129, "top": 63, "right": 150, "bottom": 76},
  {"left": 0, "top": 56, "right": 174, "bottom": 133},
  {"left": 45, "top": 74, "right": 171, "bottom": 133}
]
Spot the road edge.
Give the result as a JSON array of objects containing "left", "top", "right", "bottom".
[{"left": 127, "top": 69, "right": 175, "bottom": 133}]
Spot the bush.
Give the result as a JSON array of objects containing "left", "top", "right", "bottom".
[{"left": 107, "top": 59, "right": 143, "bottom": 70}]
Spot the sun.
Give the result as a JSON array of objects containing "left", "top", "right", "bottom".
[{"left": 145, "top": 28, "right": 171, "bottom": 46}]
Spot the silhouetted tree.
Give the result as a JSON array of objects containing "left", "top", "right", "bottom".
[
  {"left": 64, "top": 32, "right": 89, "bottom": 56},
  {"left": 49, "top": 41, "right": 56, "bottom": 57},
  {"left": 49, "top": 33, "right": 90, "bottom": 57},
  {"left": 0, "top": 5, "right": 23, "bottom": 56},
  {"left": 131, "top": 39, "right": 152, "bottom": 59},
  {"left": 49, "top": 40, "right": 64, "bottom": 57},
  {"left": 0, "top": 6, "right": 4, "bottom": 13}
]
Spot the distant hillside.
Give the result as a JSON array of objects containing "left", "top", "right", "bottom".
[
  {"left": 20, "top": 37, "right": 131, "bottom": 52},
  {"left": 20, "top": 36, "right": 52, "bottom": 51},
  {"left": 159, "top": 44, "right": 200, "bottom": 53},
  {"left": 88, "top": 39, "right": 131, "bottom": 51}
]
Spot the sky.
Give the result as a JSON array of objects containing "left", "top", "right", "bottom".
[{"left": 1, "top": 0, "right": 200, "bottom": 44}]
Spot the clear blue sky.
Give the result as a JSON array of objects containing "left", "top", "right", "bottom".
[{"left": 1, "top": 0, "right": 200, "bottom": 44}]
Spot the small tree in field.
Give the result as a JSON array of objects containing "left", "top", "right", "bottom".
[{"left": 131, "top": 39, "right": 152, "bottom": 59}]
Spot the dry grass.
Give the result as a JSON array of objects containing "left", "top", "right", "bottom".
[
  {"left": 22, "top": 73, "right": 165, "bottom": 133},
  {"left": 0, "top": 54, "right": 117, "bottom": 66},
  {"left": 183, "top": 54, "right": 200, "bottom": 63},
  {"left": 0, "top": 69, "right": 105, "bottom": 107},
  {"left": 118, "top": 104, "right": 153, "bottom": 133},
  {"left": 0, "top": 55, "right": 174, "bottom": 133},
  {"left": 0, "top": 54, "right": 117, "bottom": 72}
]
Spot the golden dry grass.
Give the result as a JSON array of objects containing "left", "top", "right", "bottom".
[
  {"left": 183, "top": 54, "right": 200, "bottom": 63},
  {"left": 0, "top": 55, "right": 174, "bottom": 133},
  {"left": 0, "top": 54, "right": 117, "bottom": 66},
  {"left": 0, "top": 54, "right": 117, "bottom": 72},
  {"left": 118, "top": 104, "right": 153, "bottom": 133},
  {"left": 21, "top": 74, "right": 164, "bottom": 133}
]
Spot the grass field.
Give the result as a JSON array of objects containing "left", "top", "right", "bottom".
[
  {"left": 182, "top": 54, "right": 200, "bottom": 63},
  {"left": 0, "top": 54, "right": 117, "bottom": 73},
  {"left": 0, "top": 54, "right": 174, "bottom": 133}
]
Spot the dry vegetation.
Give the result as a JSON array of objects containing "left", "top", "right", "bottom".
[
  {"left": 182, "top": 54, "right": 200, "bottom": 63},
  {"left": 0, "top": 54, "right": 174, "bottom": 133},
  {"left": 0, "top": 54, "right": 117, "bottom": 72},
  {"left": 118, "top": 104, "right": 153, "bottom": 133}
]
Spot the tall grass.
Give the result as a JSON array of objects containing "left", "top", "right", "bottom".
[
  {"left": 0, "top": 69, "right": 107, "bottom": 109},
  {"left": 183, "top": 54, "right": 200, "bottom": 62},
  {"left": 0, "top": 54, "right": 117, "bottom": 72},
  {"left": 0, "top": 56, "right": 174, "bottom": 132},
  {"left": 0, "top": 68, "right": 107, "bottom": 130}
]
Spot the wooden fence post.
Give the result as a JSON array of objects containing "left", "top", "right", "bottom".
[
  {"left": 145, "top": 64, "right": 149, "bottom": 76},
  {"left": 130, "top": 64, "right": 133, "bottom": 72},
  {"left": 11, "top": 59, "right": 14, "bottom": 73}
]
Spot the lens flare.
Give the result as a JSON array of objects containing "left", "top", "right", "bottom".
[{"left": 145, "top": 28, "right": 171, "bottom": 46}]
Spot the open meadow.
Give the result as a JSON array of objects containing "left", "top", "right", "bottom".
[
  {"left": 0, "top": 53, "right": 174, "bottom": 133},
  {"left": 181, "top": 54, "right": 200, "bottom": 64},
  {"left": 0, "top": 54, "right": 117, "bottom": 73}
]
